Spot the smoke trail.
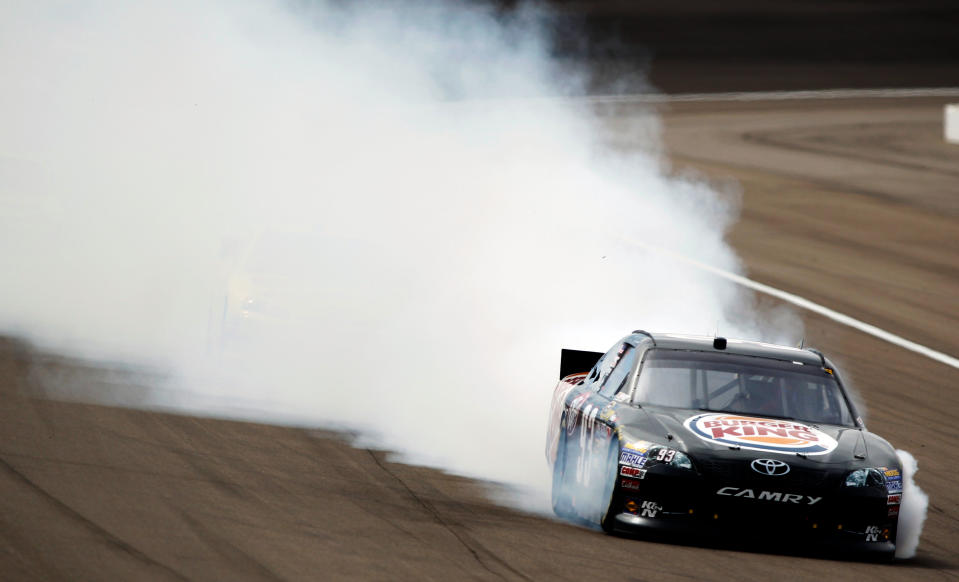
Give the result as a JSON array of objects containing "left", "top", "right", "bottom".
[
  {"left": 0, "top": 0, "right": 797, "bottom": 507},
  {"left": 895, "top": 449, "right": 928, "bottom": 559}
]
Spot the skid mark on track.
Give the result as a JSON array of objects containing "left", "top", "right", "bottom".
[
  {"left": 0, "top": 455, "right": 189, "bottom": 581},
  {"left": 366, "top": 449, "right": 533, "bottom": 581},
  {"left": 180, "top": 511, "right": 287, "bottom": 582}
]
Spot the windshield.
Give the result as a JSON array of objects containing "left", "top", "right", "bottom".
[{"left": 633, "top": 350, "right": 855, "bottom": 426}]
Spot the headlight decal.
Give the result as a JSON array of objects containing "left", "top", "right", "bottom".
[
  {"left": 647, "top": 445, "right": 694, "bottom": 470},
  {"left": 843, "top": 468, "right": 885, "bottom": 488}
]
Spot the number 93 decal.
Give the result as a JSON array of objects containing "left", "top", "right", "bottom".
[{"left": 656, "top": 448, "right": 676, "bottom": 463}]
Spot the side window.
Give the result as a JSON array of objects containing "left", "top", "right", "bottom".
[
  {"left": 638, "top": 365, "right": 692, "bottom": 406},
  {"left": 599, "top": 344, "right": 637, "bottom": 398},
  {"left": 586, "top": 343, "right": 622, "bottom": 391}
]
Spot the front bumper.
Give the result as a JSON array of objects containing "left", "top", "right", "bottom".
[{"left": 610, "top": 460, "right": 899, "bottom": 554}]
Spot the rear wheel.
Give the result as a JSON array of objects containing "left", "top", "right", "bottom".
[
  {"left": 551, "top": 418, "right": 574, "bottom": 519},
  {"left": 599, "top": 441, "right": 621, "bottom": 533}
]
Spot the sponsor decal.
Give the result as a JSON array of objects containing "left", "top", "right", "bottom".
[
  {"left": 624, "top": 441, "right": 649, "bottom": 453},
  {"left": 883, "top": 468, "right": 900, "bottom": 478},
  {"left": 619, "top": 450, "right": 647, "bottom": 468},
  {"left": 750, "top": 458, "right": 791, "bottom": 476},
  {"left": 620, "top": 466, "right": 646, "bottom": 478},
  {"left": 621, "top": 478, "right": 640, "bottom": 491},
  {"left": 625, "top": 499, "right": 639, "bottom": 514},
  {"left": 888, "top": 506, "right": 900, "bottom": 517},
  {"left": 716, "top": 487, "right": 822, "bottom": 505},
  {"left": 886, "top": 476, "right": 903, "bottom": 493},
  {"left": 600, "top": 406, "right": 616, "bottom": 422},
  {"left": 865, "top": 525, "right": 881, "bottom": 542},
  {"left": 640, "top": 500, "right": 660, "bottom": 518},
  {"left": 887, "top": 494, "right": 901, "bottom": 505},
  {"left": 684, "top": 413, "right": 839, "bottom": 455}
]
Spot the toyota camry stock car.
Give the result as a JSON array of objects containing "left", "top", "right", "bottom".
[{"left": 545, "top": 331, "right": 903, "bottom": 558}]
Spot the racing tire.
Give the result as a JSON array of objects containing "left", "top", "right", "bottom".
[
  {"left": 599, "top": 441, "right": 621, "bottom": 533},
  {"left": 873, "top": 548, "right": 896, "bottom": 564},
  {"left": 551, "top": 417, "right": 575, "bottom": 519}
]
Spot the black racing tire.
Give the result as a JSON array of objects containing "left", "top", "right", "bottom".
[
  {"left": 551, "top": 417, "right": 575, "bottom": 519},
  {"left": 873, "top": 548, "right": 896, "bottom": 564},
  {"left": 599, "top": 440, "right": 621, "bottom": 533}
]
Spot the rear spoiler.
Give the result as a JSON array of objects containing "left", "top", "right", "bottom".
[{"left": 560, "top": 349, "right": 603, "bottom": 380}]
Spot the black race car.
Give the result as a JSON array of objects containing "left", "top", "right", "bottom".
[{"left": 545, "top": 331, "right": 902, "bottom": 559}]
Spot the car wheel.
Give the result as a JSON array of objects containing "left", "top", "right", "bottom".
[
  {"left": 551, "top": 416, "right": 575, "bottom": 519},
  {"left": 599, "top": 441, "right": 621, "bottom": 533},
  {"left": 873, "top": 548, "right": 896, "bottom": 564}
]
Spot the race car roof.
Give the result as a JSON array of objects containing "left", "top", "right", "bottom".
[{"left": 638, "top": 332, "right": 825, "bottom": 366}]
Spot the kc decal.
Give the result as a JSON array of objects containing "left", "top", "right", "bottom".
[{"left": 684, "top": 413, "right": 839, "bottom": 455}]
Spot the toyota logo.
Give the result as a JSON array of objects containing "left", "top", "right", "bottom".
[{"left": 751, "top": 458, "right": 790, "bottom": 476}]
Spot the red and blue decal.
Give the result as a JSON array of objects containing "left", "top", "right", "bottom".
[
  {"left": 619, "top": 449, "right": 647, "bottom": 468},
  {"left": 684, "top": 413, "right": 839, "bottom": 456},
  {"left": 880, "top": 466, "right": 903, "bottom": 494}
]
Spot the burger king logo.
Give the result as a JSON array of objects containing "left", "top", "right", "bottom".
[{"left": 684, "top": 413, "right": 838, "bottom": 456}]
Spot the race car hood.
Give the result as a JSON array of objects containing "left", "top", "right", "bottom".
[{"left": 624, "top": 406, "right": 874, "bottom": 466}]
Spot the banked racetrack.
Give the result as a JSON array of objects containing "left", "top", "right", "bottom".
[{"left": 2, "top": 90, "right": 958, "bottom": 581}]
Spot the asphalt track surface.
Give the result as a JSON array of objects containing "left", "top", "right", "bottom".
[{"left": 2, "top": 93, "right": 957, "bottom": 581}]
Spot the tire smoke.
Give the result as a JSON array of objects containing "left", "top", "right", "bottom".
[
  {"left": 3, "top": 0, "right": 799, "bottom": 509},
  {"left": 895, "top": 449, "right": 928, "bottom": 559}
]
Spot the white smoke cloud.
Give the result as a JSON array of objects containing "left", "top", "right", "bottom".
[
  {"left": 1, "top": 0, "right": 797, "bottom": 506},
  {"left": 895, "top": 449, "right": 928, "bottom": 559}
]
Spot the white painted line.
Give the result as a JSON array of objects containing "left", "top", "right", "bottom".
[
  {"left": 576, "top": 87, "right": 959, "bottom": 105},
  {"left": 946, "top": 104, "right": 959, "bottom": 144},
  {"left": 631, "top": 242, "right": 959, "bottom": 371}
]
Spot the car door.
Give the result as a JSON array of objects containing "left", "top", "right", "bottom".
[{"left": 565, "top": 342, "right": 637, "bottom": 491}]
